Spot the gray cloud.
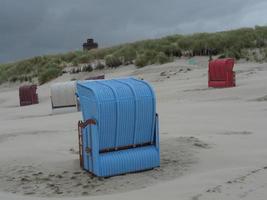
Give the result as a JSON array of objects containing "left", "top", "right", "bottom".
[{"left": 0, "top": 0, "right": 267, "bottom": 63}]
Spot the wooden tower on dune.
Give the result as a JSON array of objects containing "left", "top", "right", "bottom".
[{"left": 83, "top": 38, "right": 98, "bottom": 51}]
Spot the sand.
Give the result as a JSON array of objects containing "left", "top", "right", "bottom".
[{"left": 0, "top": 56, "right": 267, "bottom": 200}]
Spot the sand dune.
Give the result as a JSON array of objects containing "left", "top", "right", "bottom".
[{"left": 0, "top": 57, "right": 267, "bottom": 200}]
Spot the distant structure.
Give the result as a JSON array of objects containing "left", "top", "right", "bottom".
[{"left": 82, "top": 38, "right": 98, "bottom": 51}]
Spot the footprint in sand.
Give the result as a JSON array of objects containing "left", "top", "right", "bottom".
[
  {"left": 254, "top": 95, "right": 267, "bottom": 102},
  {"left": 220, "top": 131, "right": 253, "bottom": 136},
  {"left": 192, "top": 166, "right": 267, "bottom": 200},
  {"left": 0, "top": 137, "right": 209, "bottom": 197}
]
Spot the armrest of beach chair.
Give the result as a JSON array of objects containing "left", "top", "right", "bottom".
[
  {"left": 154, "top": 113, "right": 160, "bottom": 150},
  {"left": 78, "top": 119, "right": 100, "bottom": 172}
]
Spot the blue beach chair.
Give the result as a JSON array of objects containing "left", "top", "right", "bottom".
[{"left": 77, "top": 77, "right": 160, "bottom": 177}]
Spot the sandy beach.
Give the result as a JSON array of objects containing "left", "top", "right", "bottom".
[{"left": 0, "top": 56, "right": 267, "bottom": 200}]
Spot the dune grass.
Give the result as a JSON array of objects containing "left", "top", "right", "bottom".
[{"left": 1, "top": 25, "right": 267, "bottom": 84}]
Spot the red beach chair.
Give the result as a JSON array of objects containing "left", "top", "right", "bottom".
[
  {"left": 19, "top": 84, "right": 39, "bottom": 106},
  {"left": 208, "top": 58, "right": 236, "bottom": 88}
]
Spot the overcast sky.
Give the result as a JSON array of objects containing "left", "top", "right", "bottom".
[{"left": 0, "top": 0, "right": 267, "bottom": 63}]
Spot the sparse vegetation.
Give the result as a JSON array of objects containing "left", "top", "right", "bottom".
[
  {"left": 113, "top": 46, "right": 136, "bottom": 65},
  {"left": 135, "top": 50, "right": 158, "bottom": 67},
  {"left": 1, "top": 25, "right": 267, "bottom": 84},
  {"left": 135, "top": 54, "right": 148, "bottom": 68},
  {"left": 38, "top": 63, "right": 62, "bottom": 84},
  {"left": 95, "top": 62, "right": 105, "bottom": 70},
  {"left": 104, "top": 55, "right": 122, "bottom": 68},
  {"left": 156, "top": 52, "right": 171, "bottom": 64},
  {"left": 72, "top": 53, "right": 93, "bottom": 64},
  {"left": 82, "top": 64, "right": 93, "bottom": 72}
]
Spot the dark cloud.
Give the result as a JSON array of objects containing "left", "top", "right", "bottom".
[{"left": 0, "top": 0, "right": 267, "bottom": 63}]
